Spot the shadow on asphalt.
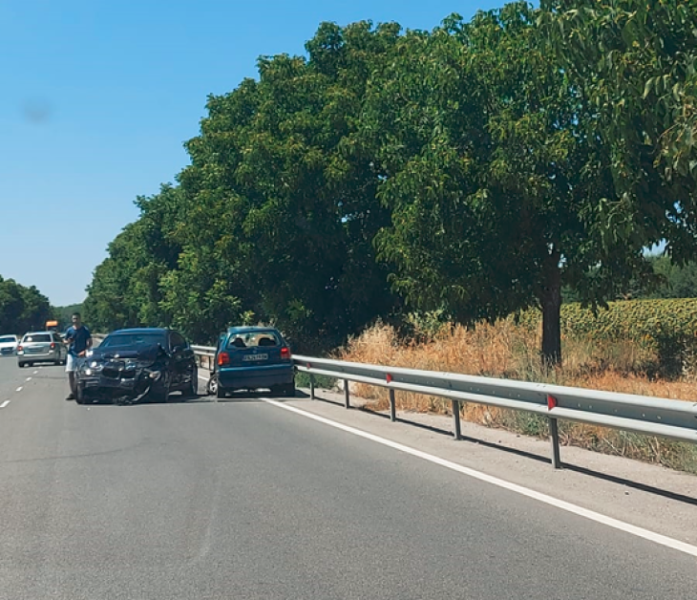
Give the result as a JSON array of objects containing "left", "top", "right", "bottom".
[
  {"left": 564, "top": 463, "right": 697, "bottom": 506},
  {"left": 309, "top": 390, "right": 697, "bottom": 507},
  {"left": 78, "top": 390, "right": 305, "bottom": 407},
  {"left": 208, "top": 390, "right": 307, "bottom": 404}
]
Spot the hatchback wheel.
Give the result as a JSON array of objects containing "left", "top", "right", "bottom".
[{"left": 207, "top": 374, "right": 218, "bottom": 396}]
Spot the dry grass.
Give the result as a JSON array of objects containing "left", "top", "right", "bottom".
[{"left": 336, "top": 320, "right": 697, "bottom": 474}]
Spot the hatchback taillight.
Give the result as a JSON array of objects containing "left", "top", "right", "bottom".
[
  {"left": 50, "top": 342, "right": 56, "bottom": 349},
  {"left": 217, "top": 351, "right": 230, "bottom": 366},
  {"left": 17, "top": 345, "right": 23, "bottom": 352},
  {"left": 280, "top": 347, "right": 291, "bottom": 360}
]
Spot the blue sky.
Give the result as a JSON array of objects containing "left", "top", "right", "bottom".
[{"left": 0, "top": 0, "right": 501, "bottom": 306}]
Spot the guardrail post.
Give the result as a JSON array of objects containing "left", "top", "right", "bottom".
[
  {"left": 310, "top": 374, "right": 315, "bottom": 400},
  {"left": 452, "top": 400, "right": 461, "bottom": 440},
  {"left": 549, "top": 417, "right": 561, "bottom": 469},
  {"left": 389, "top": 389, "right": 396, "bottom": 422},
  {"left": 344, "top": 380, "right": 350, "bottom": 409}
]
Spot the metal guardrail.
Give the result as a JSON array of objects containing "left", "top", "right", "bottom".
[
  {"left": 289, "top": 354, "right": 697, "bottom": 469},
  {"left": 95, "top": 336, "right": 697, "bottom": 469}
]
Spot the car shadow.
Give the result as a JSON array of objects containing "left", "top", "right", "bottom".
[
  {"left": 211, "top": 390, "right": 301, "bottom": 403},
  {"left": 79, "top": 391, "right": 200, "bottom": 406}
]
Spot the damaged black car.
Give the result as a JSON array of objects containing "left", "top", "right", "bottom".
[{"left": 75, "top": 328, "right": 198, "bottom": 404}]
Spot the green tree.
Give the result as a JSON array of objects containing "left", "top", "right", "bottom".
[
  {"left": 364, "top": 3, "right": 647, "bottom": 364},
  {"left": 540, "top": 0, "right": 697, "bottom": 264},
  {"left": 172, "top": 21, "right": 403, "bottom": 348},
  {"left": 630, "top": 255, "right": 697, "bottom": 299},
  {"left": 84, "top": 184, "right": 185, "bottom": 333},
  {"left": 0, "top": 276, "right": 52, "bottom": 334}
]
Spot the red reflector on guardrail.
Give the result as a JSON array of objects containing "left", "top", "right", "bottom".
[
  {"left": 386, "top": 374, "right": 393, "bottom": 383},
  {"left": 547, "top": 395, "right": 558, "bottom": 410}
]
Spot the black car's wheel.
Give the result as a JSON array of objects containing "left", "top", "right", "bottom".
[
  {"left": 75, "top": 384, "right": 86, "bottom": 405},
  {"left": 185, "top": 367, "right": 198, "bottom": 398},
  {"left": 149, "top": 379, "right": 170, "bottom": 403}
]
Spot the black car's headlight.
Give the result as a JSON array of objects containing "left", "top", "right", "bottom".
[{"left": 81, "top": 361, "right": 103, "bottom": 376}]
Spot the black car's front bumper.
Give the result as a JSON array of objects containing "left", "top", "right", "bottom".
[{"left": 78, "top": 364, "right": 164, "bottom": 400}]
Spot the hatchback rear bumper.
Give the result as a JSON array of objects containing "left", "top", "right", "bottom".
[
  {"left": 218, "top": 363, "right": 294, "bottom": 390},
  {"left": 17, "top": 349, "right": 63, "bottom": 362}
]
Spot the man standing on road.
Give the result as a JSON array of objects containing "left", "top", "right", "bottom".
[{"left": 64, "top": 312, "right": 92, "bottom": 401}]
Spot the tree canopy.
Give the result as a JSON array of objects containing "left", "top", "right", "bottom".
[
  {"left": 0, "top": 276, "right": 52, "bottom": 334},
  {"left": 85, "top": 2, "right": 697, "bottom": 363}
]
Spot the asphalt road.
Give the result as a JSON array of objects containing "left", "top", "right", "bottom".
[{"left": 0, "top": 357, "right": 694, "bottom": 600}]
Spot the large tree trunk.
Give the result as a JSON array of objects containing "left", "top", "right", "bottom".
[{"left": 540, "top": 259, "right": 562, "bottom": 367}]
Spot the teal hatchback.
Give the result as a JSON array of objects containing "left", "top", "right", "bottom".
[{"left": 212, "top": 326, "right": 295, "bottom": 398}]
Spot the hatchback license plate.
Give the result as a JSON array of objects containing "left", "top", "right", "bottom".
[{"left": 243, "top": 353, "right": 268, "bottom": 361}]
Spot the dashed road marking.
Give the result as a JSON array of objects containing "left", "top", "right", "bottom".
[
  {"left": 15, "top": 387, "right": 22, "bottom": 392},
  {"left": 0, "top": 400, "right": 10, "bottom": 409}
]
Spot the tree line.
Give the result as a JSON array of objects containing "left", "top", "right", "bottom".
[
  {"left": 0, "top": 276, "right": 52, "bottom": 335},
  {"left": 84, "top": 1, "right": 697, "bottom": 363}
]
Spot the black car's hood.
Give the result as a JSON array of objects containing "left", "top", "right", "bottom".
[{"left": 91, "top": 343, "right": 165, "bottom": 363}]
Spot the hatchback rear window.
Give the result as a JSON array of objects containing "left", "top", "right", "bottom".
[
  {"left": 23, "top": 334, "right": 51, "bottom": 343},
  {"left": 227, "top": 331, "right": 281, "bottom": 349}
]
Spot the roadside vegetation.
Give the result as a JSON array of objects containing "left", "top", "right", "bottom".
[
  {"left": 0, "top": 276, "right": 52, "bottom": 334},
  {"left": 84, "top": 1, "right": 697, "bottom": 363},
  {"left": 338, "top": 312, "right": 697, "bottom": 474}
]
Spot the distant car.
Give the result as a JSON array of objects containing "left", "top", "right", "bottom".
[
  {"left": 75, "top": 327, "right": 197, "bottom": 404},
  {"left": 210, "top": 326, "right": 295, "bottom": 398},
  {"left": 0, "top": 334, "right": 19, "bottom": 356},
  {"left": 17, "top": 331, "right": 67, "bottom": 367}
]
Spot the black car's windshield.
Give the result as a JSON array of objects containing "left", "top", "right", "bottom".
[{"left": 100, "top": 333, "right": 166, "bottom": 348}]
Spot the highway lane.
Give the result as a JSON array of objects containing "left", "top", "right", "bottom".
[
  {"left": 0, "top": 354, "right": 57, "bottom": 405},
  {"left": 0, "top": 359, "right": 694, "bottom": 600}
]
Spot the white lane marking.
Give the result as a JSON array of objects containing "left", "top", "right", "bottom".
[
  {"left": 0, "top": 400, "right": 10, "bottom": 409},
  {"left": 26, "top": 377, "right": 31, "bottom": 381},
  {"left": 15, "top": 387, "right": 22, "bottom": 392},
  {"left": 198, "top": 374, "right": 210, "bottom": 381},
  {"left": 33, "top": 370, "right": 38, "bottom": 374},
  {"left": 260, "top": 397, "right": 697, "bottom": 558}
]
